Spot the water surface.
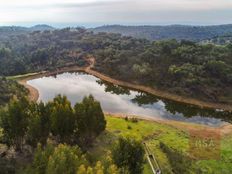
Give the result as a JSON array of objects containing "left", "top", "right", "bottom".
[{"left": 27, "top": 72, "right": 232, "bottom": 126}]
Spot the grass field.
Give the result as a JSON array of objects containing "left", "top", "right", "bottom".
[{"left": 89, "top": 115, "right": 232, "bottom": 174}]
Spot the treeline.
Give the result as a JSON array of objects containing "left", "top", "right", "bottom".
[
  {"left": 0, "top": 95, "right": 145, "bottom": 174},
  {"left": 0, "top": 95, "right": 106, "bottom": 150},
  {"left": 91, "top": 24, "right": 232, "bottom": 41},
  {"left": 0, "top": 77, "right": 28, "bottom": 106},
  {"left": 0, "top": 28, "right": 90, "bottom": 75},
  {"left": 94, "top": 39, "right": 232, "bottom": 104},
  {"left": 1, "top": 28, "right": 232, "bottom": 103}
]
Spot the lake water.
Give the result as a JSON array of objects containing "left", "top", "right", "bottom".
[{"left": 27, "top": 72, "right": 232, "bottom": 126}]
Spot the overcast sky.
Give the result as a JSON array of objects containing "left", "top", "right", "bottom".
[{"left": 0, "top": 0, "right": 232, "bottom": 27}]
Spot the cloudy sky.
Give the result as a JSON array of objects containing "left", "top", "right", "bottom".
[{"left": 0, "top": 0, "right": 232, "bottom": 27}]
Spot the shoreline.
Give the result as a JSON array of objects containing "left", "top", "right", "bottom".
[
  {"left": 15, "top": 65, "right": 232, "bottom": 133},
  {"left": 86, "top": 69, "right": 232, "bottom": 112},
  {"left": 18, "top": 65, "right": 232, "bottom": 112},
  {"left": 16, "top": 55, "right": 232, "bottom": 111},
  {"left": 106, "top": 113, "right": 232, "bottom": 136}
]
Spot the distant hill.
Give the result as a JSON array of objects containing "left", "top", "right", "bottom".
[
  {"left": 0, "top": 25, "right": 54, "bottom": 40},
  {"left": 29, "top": 24, "right": 54, "bottom": 31},
  {"left": 91, "top": 24, "right": 232, "bottom": 41}
]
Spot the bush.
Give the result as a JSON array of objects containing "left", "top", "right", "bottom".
[
  {"left": 112, "top": 137, "right": 145, "bottom": 174},
  {"left": 130, "top": 117, "right": 139, "bottom": 123},
  {"left": 160, "top": 142, "right": 194, "bottom": 174}
]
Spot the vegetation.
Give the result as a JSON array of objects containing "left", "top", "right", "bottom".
[
  {"left": 160, "top": 142, "right": 194, "bottom": 173},
  {"left": 0, "top": 26, "right": 232, "bottom": 173},
  {"left": 0, "top": 28, "right": 232, "bottom": 104},
  {"left": 74, "top": 95, "right": 106, "bottom": 148},
  {"left": 112, "top": 137, "right": 145, "bottom": 174},
  {"left": 24, "top": 143, "right": 119, "bottom": 174},
  {"left": 201, "top": 33, "right": 232, "bottom": 45},
  {"left": 0, "top": 97, "right": 232, "bottom": 173},
  {"left": 0, "top": 77, "right": 28, "bottom": 106},
  {"left": 91, "top": 24, "right": 232, "bottom": 41},
  {"left": 0, "top": 95, "right": 106, "bottom": 150},
  {"left": 94, "top": 39, "right": 232, "bottom": 104},
  {"left": 0, "top": 95, "right": 148, "bottom": 174},
  {"left": 105, "top": 116, "right": 232, "bottom": 174}
]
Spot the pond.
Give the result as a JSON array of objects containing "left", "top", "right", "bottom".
[{"left": 27, "top": 72, "right": 232, "bottom": 126}]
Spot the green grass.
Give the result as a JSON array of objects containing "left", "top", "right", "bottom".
[
  {"left": 89, "top": 115, "right": 232, "bottom": 174},
  {"left": 90, "top": 116, "right": 189, "bottom": 173},
  {"left": 6, "top": 72, "right": 41, "bottom": 80},
  {"left": 194, "top": 136, "right": 232, "bottom": 174}
]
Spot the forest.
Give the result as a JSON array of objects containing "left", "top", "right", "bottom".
[
  {"left": 0, "top": 28, "right": 232, "bottom": 105},
  {"left": 92, "top": 24, "right": 232, "bottom": 41},
  {"left": 0, "top": 95, "right": 145, "bottom": 174}
]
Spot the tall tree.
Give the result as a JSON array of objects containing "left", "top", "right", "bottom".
[
  {"left": 49, "top": 95, "right": 75, "bottom": 143},
  {"left": 0, "top": 97, "right": 30, "bottom": 151},
  {"left": 26, "top": 102, "right": 50, "bottom": 147},
  {"left": 74, "top": 95, "right": 106, "bottom": 147}
]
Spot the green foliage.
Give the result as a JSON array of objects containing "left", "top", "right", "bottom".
[
  {"left": 0, "top": 28, "right": 232, "bottom": 103},
  {"left": 49, "top": 95, "right": 75, "bottom": 143},
  {"left": 205, "top": 60, "right": 232, "bottom": 83},
  {"left": 132, "top": 63, "right": 152, "bottom": 77},
  {"left": 46, "top": 144, "right": 87, "bottom": 174},
  {"left": 0, "top": 77, "right": 28, "bottom": 106},
  {"left": 74, "top": 95, "right": 106, "bottom": 147},
  {"left": 94, "top": 37, "right": 232, "bottom": 103},
  {"left": 112, "top": 137, "right": 145, "bottom": 174},
  {"left": 25, "top": 144, "right": 87, "bottom": 174},
  {"left": 0, "top": 94, "right": 106, "bottom": 152},
  {"left": 92, "top": 25, "right": 232, "bottom": 41},
  {"left": 0, "top": 97, "right": 30, "bottom": 151},
  {"left": 26, "top": 102, "right": 50, "bottom": 147},
  {"left": 26, "top": 144, "right": 54, "bottom": 174},
  {"left": 160, "top": 142, "right": 194, "bottom": 174},
  {"left": 25, "top": 144, "right": 119, "bottom": 174}
]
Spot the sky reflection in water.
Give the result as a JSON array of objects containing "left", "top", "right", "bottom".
[{"left": 27, "top": 72, "right": 230, "bottom": 126}]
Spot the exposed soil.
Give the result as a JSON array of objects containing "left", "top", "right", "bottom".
[{"left": 16, "top": 57, "right": 232, "bottom": 133}]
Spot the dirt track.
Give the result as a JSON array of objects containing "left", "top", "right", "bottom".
[
  {"left": 19, "top": 57, "right": 232, "bottom": 111},
  {"left": 17, "top": 57, "right": 232, "bottom": 134}
]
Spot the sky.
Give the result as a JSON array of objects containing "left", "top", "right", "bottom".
[{"left": 0, "top": 0, "right": 232, "bottom": 27}]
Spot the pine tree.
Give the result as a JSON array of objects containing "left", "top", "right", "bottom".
[
  {"left": 50, "top": 95, "right": 75, "bottom": 142},
  {"left": 0, "top": 97, "right": 30, "bottom": 151},
  {"left": 74, "top": 95, "right": 106, "bottom": 147},
  {"left": 27, "top": 102, "right": 50, "bottom": 147}
]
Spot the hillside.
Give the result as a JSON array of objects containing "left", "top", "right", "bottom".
[
  {"left": 0, "top": 77, "right": 28, "bottom": 106},
  {"left": 91, "top": 24, "right": 232, "bottom": 41},
  {"left": 0, "top": 28, "right": 232, "bottom": 104},
  {"left": 0, "top": 25, "right": 54, "bottom": 40},
  {"left": 201, "top": 33, "right": 232, "bottom": 45}
]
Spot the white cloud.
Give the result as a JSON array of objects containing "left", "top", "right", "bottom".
[{"left": 0, "top": 0, "right": 231, "bottom": 26}]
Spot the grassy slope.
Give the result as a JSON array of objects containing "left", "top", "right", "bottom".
[{"left": 90, "top": 115, "right": 232, "bottom": 174}]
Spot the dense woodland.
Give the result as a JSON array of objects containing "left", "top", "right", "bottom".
[
  {"left": 0, "top": 28, "right": 232, "bottom": 104},
  {"left": 0, "top": 95, "right": 145, "bottom": 174},
  {"left": 94, "top": 38, "right": 232, "bottom": 104},
  {"left": 92, "top": 24, "right": 232, "bottom": 41}
]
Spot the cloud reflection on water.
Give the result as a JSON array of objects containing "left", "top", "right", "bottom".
[{"left": 27, "top": 72, "right": 225, "bottom": 126}]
